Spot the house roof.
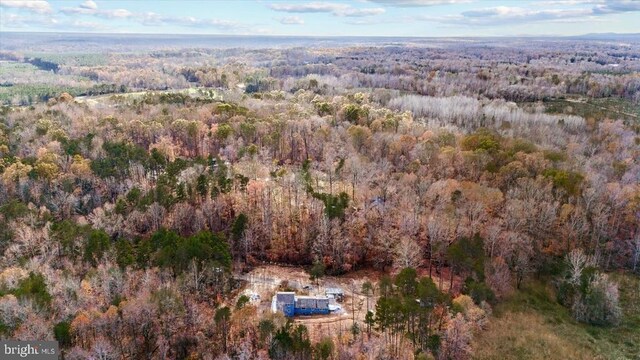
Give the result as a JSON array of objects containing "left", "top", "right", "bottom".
[{"left": 296, "top": 295, "right": 329, "bottom": 300}]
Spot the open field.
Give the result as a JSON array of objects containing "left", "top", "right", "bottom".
[
  {"left": 0, "top": 60, "right": 110, "bottom": 105},
  {"left": 472, "top": 273, "right": 640, "bottom": 360},
  {"left": 541, "top": 97, "right": 640, "bottom": 123}
]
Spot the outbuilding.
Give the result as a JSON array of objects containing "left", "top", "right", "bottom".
[{"left": 325, "top": 287, "right": 344, "bottom": 302}]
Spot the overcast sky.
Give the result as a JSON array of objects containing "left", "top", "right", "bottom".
[{"left": 1, "top": 0, "right": 639, "bottom": 37}]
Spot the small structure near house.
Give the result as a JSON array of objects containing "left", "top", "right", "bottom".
[
  {"left": 273, "top": 291, "right": 331, "bottom": 317},
  {"left": 325, "top": 287, "right": 344, "bottom": 302}
]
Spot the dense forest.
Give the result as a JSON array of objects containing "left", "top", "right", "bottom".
[{"left": 0, "top": 35, "right": 639, "bottom": 359}]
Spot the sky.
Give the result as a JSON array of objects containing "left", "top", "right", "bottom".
[{"left": 1, "top": 0, "right": 639, "bottom": 37}]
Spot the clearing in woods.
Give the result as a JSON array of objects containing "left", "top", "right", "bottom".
[
  {"left": 472, "top": 273, "right": 640, "bottom": 360},
  {"left": 234, "top": 264, "right": 454, "bottom": 341}
]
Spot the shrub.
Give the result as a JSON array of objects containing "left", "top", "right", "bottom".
[
  {"left": 571, "top": 273, "right": 621, "bottom": 326},
  {"left": 236, "top": 295, "right": 250, "bottom": 309},
  {"left": 463, "top": 277, "right": 495, "bottom": 304}
]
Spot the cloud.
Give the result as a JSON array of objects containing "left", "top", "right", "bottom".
[
  {"left": 345, "top": 17, "right": 406, "bottom": 25},
  {"left": 536, "top": 0, "right": 604, "bottom": 5},
  {"left": 57, "top": 3, "right": 253, "bottom": 32},
  {"left": 61, "top": 2, "right": 133, "bottom": 19},
  {"left": 366, "top": 0, "right": 473, "bottom": 7},
  {"left": 269, "top": 2, "right": 385, "bottom": 17},
  {"left": 137, "top": 12, "right": 245, "bottom": 31},
  {"left": 593, "top": 0, "right": 640, "bottom": 14},
  {"left": 1, "top": 13, "right": 34, "bottom": 27},
  {"left": 419, "top": 1, "right": 640, "bottom": 26},
  {"left": 0, "top": 0, "right": 51, "bottom": 14},
  {"left": 461, "top": 6, "right": 590, "bottom": 20},
  {"left": 79, "top": 0, "right": 98, "bottom": 10},
  {"left": 277, "top": 16, "right": 305, "bottom": 25},
  {"left": 70, "top": 19, "right": 107, "bottom": 30},
  {"left": 0, "top": 12, "right": 111, "bottom": 31}
]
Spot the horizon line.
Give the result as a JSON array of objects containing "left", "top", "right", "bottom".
[{"left": 2, "top": 30, "right": 639, "bottom": 39}]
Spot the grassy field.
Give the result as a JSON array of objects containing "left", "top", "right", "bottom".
[
  {"left": 0, "top": 60, "right": 120, "bottom": 105},
  {"left": 24, "top": 53, "right": 108, "bottom": 67},
  {"left": 542, "top": 97, "right": 640, "bottom": 123},
  {"left": 0, "top": 62, "right": 41, "bottom": 76},
  {"left": 472, "top": 273, "right": 640, "bottom": 360}
]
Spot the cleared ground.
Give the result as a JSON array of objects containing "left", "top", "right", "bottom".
[
  {"left": 234, "top": 265, "right": 379, "bottom": 341},
  {"left": 234, "top": 264, "right": 455, "bottom": 341},
  {"left": 472, "top": 273, "right": 640, "bottom": 360}
]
